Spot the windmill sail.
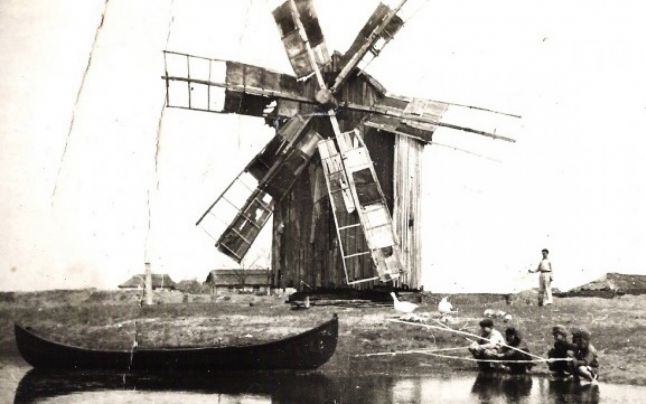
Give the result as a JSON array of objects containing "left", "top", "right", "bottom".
[
  {"left": 330, "top": 1, "right": 406, "bottom": 93},
  {"left": 318, "top": 130, "right": 403, "bottom": 284},
  {"left": 272, "top": 0, "right": 331, "bottom": 79},
  {"left": 163, "top": 51, "right": 310, "bottom": 119},
  {"left": 363, "top": 96, "right": 449, "bottom": 142},
  {"left": 215, "top": 188, "right": 274, "bottom": 262},
  {"left": 197, "top": 115, "right": 321, "bottom": 262},
  {"left": 362, "top": 94, "right": 517, "bottom": 142}
]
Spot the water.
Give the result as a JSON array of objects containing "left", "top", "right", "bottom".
[{"left": 4, "top": 359, "right": 645, "bottom": 403}]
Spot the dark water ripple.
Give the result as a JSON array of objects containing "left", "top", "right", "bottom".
[{"left": 10, "top": 367, "right": 646, "bottom": 404}]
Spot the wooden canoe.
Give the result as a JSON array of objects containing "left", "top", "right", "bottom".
[{"left": 14, "top": 315, "right": 338, "bottom": 371}]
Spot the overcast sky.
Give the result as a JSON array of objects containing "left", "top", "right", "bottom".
[{"left": 1, "top": 0, "right": 645, "bottom": 292}]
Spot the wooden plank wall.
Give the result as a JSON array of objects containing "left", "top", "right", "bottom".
[{"left": 393, "top": 135, "right": 424, "bottom": 289}]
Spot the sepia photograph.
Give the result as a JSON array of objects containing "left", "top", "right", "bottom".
[{"left": 1, "top": 0, "right": 645, "bottom": 402}]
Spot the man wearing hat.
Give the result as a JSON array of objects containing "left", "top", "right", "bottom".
[
  {"left": 469, "top": 318, "right": 506, "bottom": 371},
  {"left": 571, "top": 327, "right": 599, "bottom": 384},
  {"left": 497, "top": 327, "right": 534, "bottom": 374},
  {"left": 547, "top": 324, "right": 576, "bottom": 377},
  {"left": 528, "top": 248, "right": 554, "bottom": 306}
]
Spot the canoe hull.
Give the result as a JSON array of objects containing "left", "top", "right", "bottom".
[{"left": 15, "top": 315, "right": 338, "bottom": 371}]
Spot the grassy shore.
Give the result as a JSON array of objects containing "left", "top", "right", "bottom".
[{"left": 1, "top": 289, "right": 644, "bottom": 385}]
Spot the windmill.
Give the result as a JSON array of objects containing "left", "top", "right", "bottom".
[{"left": 162, "top": 0, "right": 517, "bottom": 288}]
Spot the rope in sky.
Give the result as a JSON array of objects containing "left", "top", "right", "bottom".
[
  {"left": 51, "top": 0, "right": 112, "bottom": 204},
  {"left": 430, "top": 140, "right": 502, "bottom": 163},
  {"left": 236, "top": 0, "right": 254, "bottom": 150},
  {"left": 144, "top": 0, "right": 176, "bottom": 264},
  {"left": 152, "top": 0, "right": 176, "bottom": 191}
]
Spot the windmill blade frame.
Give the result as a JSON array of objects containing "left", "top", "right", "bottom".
[
  {"left": 330, "top": 0, "right": 407, "bottom": 94},
  {"left": 345, "top": 98, "right": 517, "bottom": 143},
  {"left": 196, "top": 114, "right": 321, "bottom": 263},
  {"left": 162, "top": 51, "right": 317, "bottom": 120},
  {"left": 272, "top": 0, "right": 331, "bottom": 80}
]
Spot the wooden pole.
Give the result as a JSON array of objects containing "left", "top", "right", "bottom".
[
  {"left": 144, "top": 262, "right": 153, "bottom": 306},
  {"left": 354, "top": 346, "right": 470, "bottom": 358},
  {"left": 417, "top": 351, "right": 571, "bottom": 364},
  {"left": 389, "top": 319, "right": 545, "bottom": 361}
]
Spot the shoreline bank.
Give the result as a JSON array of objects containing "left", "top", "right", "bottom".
[{"left": 1, "top": 289, "right": 644, "bottom": 386}]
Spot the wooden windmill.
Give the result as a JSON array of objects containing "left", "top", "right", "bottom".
[{"left": 162, "top": 0, "right": 516, "bottom": 289}]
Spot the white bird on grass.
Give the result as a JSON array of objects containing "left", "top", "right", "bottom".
[
  {"left": 438, "top": 297, "right": 455, "bottom": 314},
  {"left": 390, "top": 292, "right": 418, "bottom": 314}
]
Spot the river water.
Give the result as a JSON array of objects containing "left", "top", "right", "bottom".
[{"left": 3, "top": 358, "right": 645, "bottom": 403}]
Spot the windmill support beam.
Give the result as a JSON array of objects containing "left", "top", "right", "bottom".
[{"left": 392, "top": 135, "right": 424, "bottom": 288}]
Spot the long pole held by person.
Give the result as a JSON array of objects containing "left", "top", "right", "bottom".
[{"left": 528, "top": 248, "right": 553, "bottom": 306}]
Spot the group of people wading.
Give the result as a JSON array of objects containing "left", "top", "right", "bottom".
[{"left": 468, "top": 318, "right": 599, "bottom": 384}]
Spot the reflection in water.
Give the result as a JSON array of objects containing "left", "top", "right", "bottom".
[
  {"left": 548, "top": 378, "right": 601, "bottom": 404},
  {"left": 14, "top": 370, "right": 336, "bottom": 404},
  {"left": 471, "top": 373, "right": 534, "bottom": 403},
  {"left": 13, "top": 368, "right": 623, "bottom": 404}
]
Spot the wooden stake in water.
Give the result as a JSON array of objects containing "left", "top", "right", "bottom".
[{"left": 144, "top": 262, "right": 153, "bottom": 306}]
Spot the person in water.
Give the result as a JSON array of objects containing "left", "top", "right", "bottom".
[
  {"left": 570, "top": 327, "right": 599, "bottom": 384},
  {"left": 497, "top": 327, "right": 534, "bottom": 374},
  {"left": 547, "top": 324, "right": 575, "bottom": 378},
  {"left": 469, "top": 318, "right": 505, "bottom": 371}
]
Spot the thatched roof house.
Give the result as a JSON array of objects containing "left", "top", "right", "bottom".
[
  {"left": 204, "top": 269, "right": 271, "bottom": 289},
  {"left": 557, "top": 273, "right": 646, "bottom": 298},
  {"left": 118, "top": 274, "right": 176, "bottom": 290}
]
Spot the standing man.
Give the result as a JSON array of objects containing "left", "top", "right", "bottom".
[{"left": 529, "top": 248, "right": 553, "bottom": 306}]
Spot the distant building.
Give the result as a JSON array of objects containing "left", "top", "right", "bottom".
[
  {"left": 176, "top": 279, "right": 210, "bottom": 294},
  {"left": 557, "top": 272, "right": 646, "bottom": 298},
  {"left": 204, "top": 269, "right": 271, "bottom": 293},
  {"left": 118, "top": 274, "right": 176, "bottom": 290}
]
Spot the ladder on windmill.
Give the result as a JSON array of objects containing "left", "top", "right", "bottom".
[{"left": 318, "top": 129, "right": 404, "bottom": 285}]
